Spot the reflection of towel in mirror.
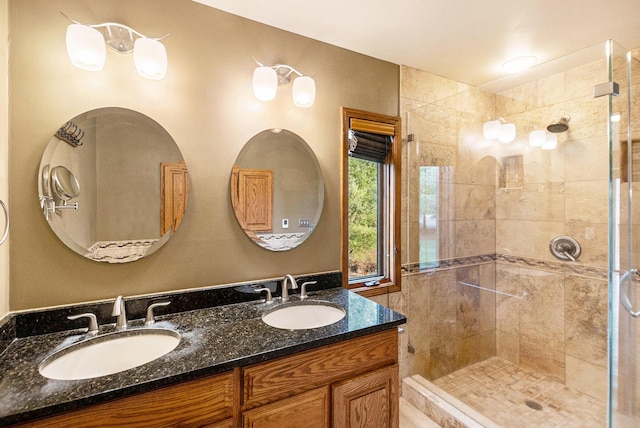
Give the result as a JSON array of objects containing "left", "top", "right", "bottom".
[
  {"left": 255, "top": 233, "right": 305, "bottom": 251},
  {"left": 85, "top": 239, "right": 158, "bottom": 263}
]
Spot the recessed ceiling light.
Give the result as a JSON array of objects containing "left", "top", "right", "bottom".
[{"left": 501, "top": 55, "right": 537, "bottom": 74}]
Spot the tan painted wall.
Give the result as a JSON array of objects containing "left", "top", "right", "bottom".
[
  {"left": 8, "top": 0, "right": 399, "bottom": 310},
  {"left": 0, "top": 0, "right": 8, "bottom": 318}
]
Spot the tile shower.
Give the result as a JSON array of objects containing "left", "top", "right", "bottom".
[{"left": 375, "top": 45, "right": 616, "bottom": 424}]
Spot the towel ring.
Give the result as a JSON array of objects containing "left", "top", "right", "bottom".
[{"left": 0, "top": 199, "right": 8, "bottom": 246}]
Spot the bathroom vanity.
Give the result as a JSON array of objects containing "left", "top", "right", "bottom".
[{"left": 0, "top": 282, "right": 405, "bottom": 427}]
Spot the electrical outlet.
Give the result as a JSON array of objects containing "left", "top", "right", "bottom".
[
  {"left": 299, "top": 218, "right": 310, "bottom": 227},
  {"left": 282, "top": 219, "right": 289, "bottom": 229}
]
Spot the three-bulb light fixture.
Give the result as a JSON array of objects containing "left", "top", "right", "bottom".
[
  {"left": 62, "top": 12, "right": 168, "bottom": 80},
  {"left": 252, "top": 59, "right": 316, "bottom": 108}
]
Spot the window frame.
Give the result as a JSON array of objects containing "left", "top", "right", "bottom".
[{"left": 340, "top": 107, "right": 401, "bottom": 296}]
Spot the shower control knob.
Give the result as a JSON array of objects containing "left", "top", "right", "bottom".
[{"left": 549, "top": 236, "right": 581, "bottom": 262}]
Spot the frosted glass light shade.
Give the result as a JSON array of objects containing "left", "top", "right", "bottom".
[
  {"left": 529, "top": 130, "right": 546, "bottom": 147},
  {"left": 253, "top": 67, "right": 278, "bottom": 101},
  {"left": 483, "top": 120, "right": 501, "bottom": 140},
  {"left": 498, "top": 123, "right": 516, "bottom": 143},
  {"left": 292, "top": 76, "right": 316, "bottom": 108},
  {"left": 66, "top": 24, "right": 106, "bottom": 71},
  {"left": 134, "top": 38, "right": 167, "bottom": 80},
  {"left": 541, "top": 133, "right": 558, "bottom": 150}
]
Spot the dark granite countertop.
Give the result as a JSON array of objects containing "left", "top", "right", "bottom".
[{"left": 0, "top": 287, "right": 405, "bottom": 426}]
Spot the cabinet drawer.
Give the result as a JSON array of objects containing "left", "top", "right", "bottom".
[
  {"left": 242, "top": 387, "right": 330, "bottom": 428},
  {"left": 242, "top": 329, "right": 398, "bottom": 409},
  {"left": 19, "top": 371, "right": 235, "bottom": 428}
]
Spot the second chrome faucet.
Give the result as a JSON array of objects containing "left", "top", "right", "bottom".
[
  {"left": 281, "top": 274, "right": 298, "bottom": 302},
  {"left": 112, "top": 295, "right": 127, "bottom": 331}
]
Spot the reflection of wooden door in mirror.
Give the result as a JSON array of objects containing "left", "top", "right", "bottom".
[
  {"left": 161, "top": 162, "right": 189, "bottom": 236},
  {"left": 231, "top": 166, "right": 273, "bottom": 233}
]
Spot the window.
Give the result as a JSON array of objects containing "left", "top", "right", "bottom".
[{"left": 341, "top": 108, "right": 401, "bottom": 295}]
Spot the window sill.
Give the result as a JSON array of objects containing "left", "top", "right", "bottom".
[{"left": 348, "top": 283, "right": 401, "bottom": 298}]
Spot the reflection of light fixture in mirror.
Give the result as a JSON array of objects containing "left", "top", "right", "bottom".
[
  {"left": 62, "top": 12, "right": 169, "bottom": 80},
  {"left": 501, "top": 55, "right": 537, "bottom": 74},
  {"left": 483, "top": 118, "right": 516, "bottom": 143},
  {"left": 541, "top": 133, "right": 558, "bottom": 150},
  {"left": 529, "top": 129, "right": 546, "bottom": 147},
  {"left": 252, "top": 58, "right": 316, "bottom": 108}
]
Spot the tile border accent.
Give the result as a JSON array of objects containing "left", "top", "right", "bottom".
[{"left": 403, "top": 254, "right": 607, "bottom": 280}]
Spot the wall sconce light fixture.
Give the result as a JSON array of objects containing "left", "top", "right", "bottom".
[
  {"left": 62, "top": 12, "right": 169, "bottom": 80},
  {"left": 483, "top": 118, "right": 516, "bottom": 143},
  {"left": 252, "top": 58, "right": 316, "bottom": 108}
]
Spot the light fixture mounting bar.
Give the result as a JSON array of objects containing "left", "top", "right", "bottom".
[
  {"left": 253, "top": 57, "right": 306, "bottom": 85},
  {"left": 61, "top": 11, "right": 169, "bottom": 53}
]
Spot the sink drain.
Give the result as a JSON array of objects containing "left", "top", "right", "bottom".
[{"left": 525, "top": 400, "right": 543, "bottom": 411}]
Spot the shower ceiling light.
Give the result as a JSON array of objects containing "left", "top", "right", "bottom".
[
  {"left": 501, "top": 55, "right": 537, "bottom": 74},
  {"left": 62, "top": 12, "right": 169, "bottom": 80},
  {"left": 252, "top": 58, "right": 316, "bottom": 108}
]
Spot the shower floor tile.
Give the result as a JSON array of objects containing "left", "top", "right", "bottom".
[{"left": 432, "top": 357, "right": 606, "bottom": 427}]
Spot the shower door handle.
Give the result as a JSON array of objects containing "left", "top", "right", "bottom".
[
  {"left": 0, "top": 199, "right": 7, "bottom": 246},
  {"left": 620, "top": 269, "right": 640, "bottom": 318}
]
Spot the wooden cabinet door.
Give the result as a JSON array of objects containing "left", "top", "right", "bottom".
[
  {"left": 241, "top": 387, "right": 329, "bottom": 428},
  {"left": 231, "top": 166, "right": 273, "bottom": 233},
  {"left": 161, "top": 161, "right": 189, "bottom": 236},
  {"left": 332, "top": 364, "right": 399, "bottom": 428}
]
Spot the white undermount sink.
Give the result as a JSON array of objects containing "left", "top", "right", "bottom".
[
  {"left": 262, "top": 300, "right": 346, "bottom": 330},
  {"left": 39, "top": 328, "right": 181, "bottom": 380}
]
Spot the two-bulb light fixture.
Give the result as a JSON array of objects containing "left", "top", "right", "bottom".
[
  {"left": 62, "top": 12, "right": 168, "bottom": 80},
  {"left": 252, "top": 58, "right": 316, "bottom": 108},
  {"left": 483, "top": 118, "right": 516, "bottom": 143}
]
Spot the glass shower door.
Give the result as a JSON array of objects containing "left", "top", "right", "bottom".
[{"left": 608, "top": 40, "right": 640, "bottom": 428}]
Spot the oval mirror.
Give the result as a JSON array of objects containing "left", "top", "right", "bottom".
[
  {"left": 231, "top": 129, "right": 324, "bottom": 251},
  {"left": 38, "top": 107, "right": 189, "bottom": 263}
]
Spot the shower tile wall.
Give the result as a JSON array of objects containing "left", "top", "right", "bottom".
[{"left": 392, "top": 60, "right": 610, "bottom": 402}]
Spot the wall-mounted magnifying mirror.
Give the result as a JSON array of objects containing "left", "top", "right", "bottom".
[
  {"left": 231, "top": 129, "right": 324, "bottom": 251},
  {"left": 51, "top": 166, "right": 80, "bottom": 201},
  {"left": 38, "top": 107, "right": 189, "bottom": 263}
]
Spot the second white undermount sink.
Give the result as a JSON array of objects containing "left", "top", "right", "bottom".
[
  {"left": 39, "top": 328, "right": 181, "bottom": 381},
  {"left": 262, "top": 300, "right": 346, "bottom": 330}
]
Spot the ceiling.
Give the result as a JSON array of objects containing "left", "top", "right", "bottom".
[{"left": 194, "top": 0, "right": 640, "bottom": 88}]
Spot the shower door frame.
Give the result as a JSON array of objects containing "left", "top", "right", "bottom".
[{"left": 607, "top": 39, "right": 639, "bottom": 428}]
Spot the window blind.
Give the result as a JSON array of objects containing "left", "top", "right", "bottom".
[{"left": 348, "top": 130, "right": 393, "bottom": 163}]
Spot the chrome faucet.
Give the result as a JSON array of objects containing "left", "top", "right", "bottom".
[
  {"left": 281, "top": 274, "right": 298, "bottom": 302},
  {"left": 112, "top": 295, "right": 127, "bottom": 331}
]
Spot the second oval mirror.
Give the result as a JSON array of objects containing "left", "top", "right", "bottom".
[{"left": 231, "top": 129, "right": 324, "bottom": 251}]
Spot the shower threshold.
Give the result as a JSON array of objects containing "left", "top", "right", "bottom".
[{"left": 402, "top": 357, "right": 606, "bottom": 427}]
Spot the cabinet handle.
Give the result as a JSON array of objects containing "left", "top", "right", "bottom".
[{"left": 0, "top": 199, "right": 8, "bottom": 246}]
